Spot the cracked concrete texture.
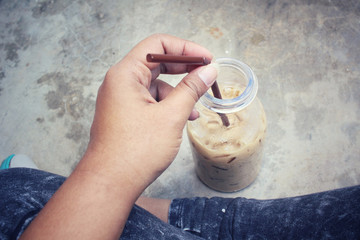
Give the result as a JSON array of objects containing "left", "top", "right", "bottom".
[{"left": 0, "top": 0, "right": 359, "bottom": 199}]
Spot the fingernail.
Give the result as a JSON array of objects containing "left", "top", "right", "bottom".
[{"left": 198, "top": 63, "right": 219, "bottom": 87}]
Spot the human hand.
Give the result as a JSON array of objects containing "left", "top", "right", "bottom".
[
  {"left": 20, "top": 34, "right": 218, "bottom": 240},
  {"left": 84, "top": 34, "right": 218, "bottom": 190}
]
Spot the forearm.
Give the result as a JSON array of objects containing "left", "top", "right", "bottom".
[{"left": 20, "top": 149, "right": 144, "bottom": 240}]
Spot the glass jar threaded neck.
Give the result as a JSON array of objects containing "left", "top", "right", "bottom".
[{"left": 200, "top": 58, "right": 258, "bottom": 114}]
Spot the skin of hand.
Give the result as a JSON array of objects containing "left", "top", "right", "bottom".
[
  {"left": 20, "top": 34, "right": 218, "bottom": 240},
  {"left": 88, "top": 34, "right": 218, "bottom": 188}
]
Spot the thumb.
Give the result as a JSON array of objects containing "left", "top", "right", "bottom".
[{"left": 163, "top": 63, "right": 219, "bottom": 122}]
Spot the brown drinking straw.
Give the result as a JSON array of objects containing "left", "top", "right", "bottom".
[
  {"left": 146, "top": 53, "right": 230, "bottom": 127},
  {"left": 210, "top": 81, "right": 230, "bottom": 127},
  {"left": 147, "top": 53, "right": 211, "bottom": 65}
]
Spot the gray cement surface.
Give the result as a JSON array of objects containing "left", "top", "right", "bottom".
[{"left": 1, "top": 0, "right": 359, "bottom": 199}]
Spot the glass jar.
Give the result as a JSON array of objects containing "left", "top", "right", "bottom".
[{"left": 187, "top": 58, "right": 267, "bottom": 192}]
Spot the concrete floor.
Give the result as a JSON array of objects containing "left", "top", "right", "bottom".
[{"left": 0, "top": 0, "right": 359, "bottom": 200}]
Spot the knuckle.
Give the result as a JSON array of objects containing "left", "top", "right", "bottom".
[{"left": 181, "top": 78, "right": 201, "bottom": 103}]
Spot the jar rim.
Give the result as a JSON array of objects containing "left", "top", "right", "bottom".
[{"left": 200, "top": 58, "right": 258, "bottom": 114}]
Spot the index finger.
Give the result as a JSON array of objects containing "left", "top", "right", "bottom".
[{"left": 126, "top": 34, "right": 214, "bottom": 76}]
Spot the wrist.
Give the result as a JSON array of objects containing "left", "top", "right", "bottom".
[{"left": 75, "top": 145, "right": 149, "bottom": 197}]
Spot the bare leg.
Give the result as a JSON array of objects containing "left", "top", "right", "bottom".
[{"left": 135, "top": 197, "right": 171, "bottom": 223}]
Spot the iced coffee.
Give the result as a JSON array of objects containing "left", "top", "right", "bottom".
[{"left": 187, "top": 58, "right": 266, "bottom": 192}]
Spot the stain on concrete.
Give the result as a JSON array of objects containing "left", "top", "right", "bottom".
[
  {"left": 0, "top": 70, "right": 4, "bottom": 96},
  {"left": 5, "top": 42, "right": 20, "bottom": 63},
  {"left": 2, "top": 18, "right": 32, "bottom": 66},
  {"left": 251, "top": 33, "right": 265, "bottom": 46},
  {"left": 65, "top": 122, "right": 87, "bottom": 143},
  {"left": 45, "top": 90, "right": 66, "bottom": 117},
  {"left": 12, "top": 20, "right": 31, "bottom": 50},
  {"left": 32, "top": 0, "right": 73, "bottom": 18},
  {"left": 45, "top": 91, "right": 63, "bottom": 110},
  {"left": 39, "top": 72, "right": 68, "bottom": 117},
  {"left": 208, "top": 27, "right": 223, "bottom": 39},
  {"left": 37, "top": 72, "right": 95, "bottom": 120},
  {"left": 36, "top": 117, "right": 45, "bottom": 123}
]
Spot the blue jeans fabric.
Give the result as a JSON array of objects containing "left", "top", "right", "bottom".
[
  {"left": 169, "top": 188, "right": 360, "bottom": 239},
  {"left": 0, "top": 168, "right": 200, "bottom": 240},
  {"left": 1, "top": 168, "right": 359, "bottom": 239}
]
